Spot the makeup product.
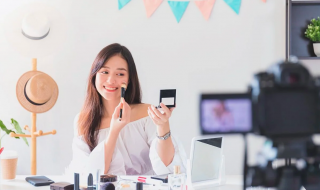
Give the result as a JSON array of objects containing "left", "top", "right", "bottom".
[
  {"left": 168, "top": 166, "right": 186, "bottom": 190},
  {"left": 74, "top": 173, "right": 79, "bottom": 190},
  {"left": 96, "top": 170, "right": 100, "bottom": 190},
  {"left": 119, "top": 83, "right": 127, "bottom": 121},
  {"left": 121, "top": 176, "right": 163, "bottom": 186},
  {"left": 158, "top": 89, "right": 176, "bottom": 108},
  {"left": 100, "top": 174, "right": 117, "bottom": 189},
  {"left": 50, "top": 182, "right": 74, "bottom": 190},
  {"left": 151, "top": 174, "right": 168, "bottom": 183},
  {"left": 87, "top": 173, "right": 93, "bottom": 190},
  {"left": 100, "top": 182, "right": 115, "bottom": 190},
  {"left": 25, "top": 176, "right": 54, "bottom": 186},
  {"left": 137, "top": 176, "right": 163, "bottom": 186},
  {"left": 136, "top": 182, "right": 143, "bottom": 190}
]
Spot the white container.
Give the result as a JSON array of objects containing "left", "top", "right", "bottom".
[
  {"left": 0, "top": 150, "right": 18, "bottom": 180},
  {"left": 313, "top": 43, "right": 320, "bottom": 57}
]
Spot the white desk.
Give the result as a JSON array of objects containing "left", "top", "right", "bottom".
[{"left": 1, "top": 175, "right": 243, "bottom": 190}]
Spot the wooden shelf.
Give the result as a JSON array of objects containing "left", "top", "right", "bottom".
[
  {"left": 288, "top": 0, "right": 320, "bottom": 58},
  {"left": 297, "top": 56, "right": 320, "bottom": 60}
]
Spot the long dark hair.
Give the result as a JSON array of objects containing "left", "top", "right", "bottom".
[{"left": 78, "top": 43, "right": 142, "bottom": 151}]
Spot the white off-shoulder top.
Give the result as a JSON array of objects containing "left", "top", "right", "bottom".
[{"left": 64, "top": 115, "right": 187, "bottom": 182}]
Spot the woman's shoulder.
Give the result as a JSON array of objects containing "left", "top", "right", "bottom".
[{"left": 130, "top": 103, "right": 151, "bottom": 122}]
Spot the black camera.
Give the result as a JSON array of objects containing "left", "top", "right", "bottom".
[
  {"left": 200, "top": 58, "right": 320, "bottom": 190},
  {"left": 200, "top": 58, "right": 320, "bottom": 137}
]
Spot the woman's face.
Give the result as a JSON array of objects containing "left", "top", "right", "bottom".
[{"left": 95, "top": 55, "right": 129, "bottom": 101}]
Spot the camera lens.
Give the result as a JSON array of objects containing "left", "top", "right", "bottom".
[{"left": 288, "top": 73, "right": 300, "bottom": 84}]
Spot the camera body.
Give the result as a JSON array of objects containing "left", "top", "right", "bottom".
[
  {"left": 250, "top": 59, "right": 320, "bottom": 139},
  {"left": 199, "top": 58, "right": 320, "bottom": 190}
]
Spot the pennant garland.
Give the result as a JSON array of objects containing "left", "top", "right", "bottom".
[
  {"left": 195, "top": 0, "right": 216, "bottom": 20},
  {"left": 143, "top": 0, "right": 163, "bottom": 18},
  {"left": 118, "top": 0, "right": 131, "bottom": 10},
  {"left": 118, "top": 0, "right": 266, "bottom": 22},
  {"left": 223, "top": 0, "right": 241, "bottom": 14},
  {"left": 168, "top": 1, "right": 190, "bottom": 23}
]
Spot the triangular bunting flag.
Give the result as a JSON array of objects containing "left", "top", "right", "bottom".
[
  {"left": 262, "top": 0, "right": 266, "bottom": 2},
  {"left": 143, "top": 0, "right": 163, "bottom": 18},
  {"left": 224, "top": 0, "right": 241, "bottom": 14},
  {"left": 195, "top": 0, "right": 216, "bottom": 20},
  {"left": 118, "top": 0, "right": 131, "bottom": 10},
  {"left": 168, "top": 1, "right": 190, "bottom": 23}
]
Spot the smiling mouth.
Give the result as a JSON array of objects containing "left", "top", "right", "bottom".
[{"left": 104, "top": 86, "right": 119, "bottom": 91}]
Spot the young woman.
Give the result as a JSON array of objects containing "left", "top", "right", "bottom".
[{"left": 66, "top": 43, "right": 187, "bottom": 178}]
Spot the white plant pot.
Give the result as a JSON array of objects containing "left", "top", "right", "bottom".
[{"left": 313, "top": 43, "right": 320, "bottom": 57}]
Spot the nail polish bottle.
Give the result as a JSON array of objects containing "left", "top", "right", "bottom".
[{"left": 168, "top": 165, "right": 186, "bottom": 190}]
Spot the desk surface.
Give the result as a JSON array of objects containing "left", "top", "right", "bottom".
[{"left": 1, "top": 175, "right": 243, "bottom": 190}]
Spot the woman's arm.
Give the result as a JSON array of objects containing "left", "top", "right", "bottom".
[
  {"left": 148, "top": 103, "right": 175, "bottom": 166},
  {"left": 103, "top": 129, "right": 120, "bottom": 174},
  {"left": 156, "top": 122, "right": 175, "bottom": 166},
  {"left": 104, "top": 99, "right": 131, "bottom": 173}
]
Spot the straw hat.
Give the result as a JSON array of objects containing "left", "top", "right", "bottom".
[
  {"left": 16, "top": 71, "right": 58, "bottom": 113},
  {"left": 3, "top": 2, "right": 66, "bottom": 58}
]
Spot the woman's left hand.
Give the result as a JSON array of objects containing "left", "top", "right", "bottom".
[{"left": 148, "top": 103, "right": 175, "bottom": 128}]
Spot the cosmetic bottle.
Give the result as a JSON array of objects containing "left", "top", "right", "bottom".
[{"left": 168, "top": 165, "right": 186, "bottom": 190}]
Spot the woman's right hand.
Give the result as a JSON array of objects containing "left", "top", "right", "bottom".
[{"left": 110, "top": 99, "right": 131, "bottom": 133}]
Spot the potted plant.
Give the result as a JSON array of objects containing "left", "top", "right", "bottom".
[
  {"left": 305, "top": 17, "right": 320, "bottom": 57},
  {"left": 0, "top": 119, "right": 29, "bottom": 148},
  {"left": 0, "top": 119, "right": 28, "bottom": 180}
]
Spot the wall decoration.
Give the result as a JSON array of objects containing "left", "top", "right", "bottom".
[
  {"left": 195, "top": 0, "right": 216, "bottom": 20},
  {"left": 4, "top": 2, "right": 66, "bottom": 58},
  {"left": 143, "top": 0, "right": 163, "bottom": 18},
  {"left": 116, "top": 0, "right": 268, "bottom": 22},
  {"left": 223, "top": 0, "right": 241, "bottom": 14},
  {"left": 118, "top": 0, "right": 131, "bottom": 10},
  {"left": 168, "top": 1, "right": 190, "bottom": 23}
]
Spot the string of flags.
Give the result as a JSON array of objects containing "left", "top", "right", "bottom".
[{"left": 118, "top": 0, "right": 267, "bottom": 23}]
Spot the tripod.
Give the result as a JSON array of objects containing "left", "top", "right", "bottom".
[{"left": 243, "top": 135, "right": 320, "bottom": 190}]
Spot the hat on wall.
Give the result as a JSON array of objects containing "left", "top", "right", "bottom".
[
  {"left": 16, "top": 70, "right": 59, "bottom": 113},
  {"left": 3, "top": 2, "right": 66, "bottom": 58}
]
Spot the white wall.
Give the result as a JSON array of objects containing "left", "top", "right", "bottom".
[{"left": 0, "top": 0, "right": 286, "bottom": 175}]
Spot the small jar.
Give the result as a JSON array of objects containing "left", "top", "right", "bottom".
[{"left": 100, "top": 174, "right": 117, "bottom": 189}]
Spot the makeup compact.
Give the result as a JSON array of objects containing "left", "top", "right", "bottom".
[{"left": 159, "top": 89, "right": 176, "bottom": 108}]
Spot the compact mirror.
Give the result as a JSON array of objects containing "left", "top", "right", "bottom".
[{"left": 159, "top": 89, "right": 176, "bottom": 108}]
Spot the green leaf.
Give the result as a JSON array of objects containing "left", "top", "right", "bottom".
[
  {"left": 10, "top": 119, "right": 29, "bottom": 146},
  {"left": 305, "top": 17, "right": 320, "bottom": 42},
  {"left": 0, "top": 120, "right": 19, "bottom": 139}
]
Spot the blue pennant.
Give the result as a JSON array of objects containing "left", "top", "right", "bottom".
[
  {"left": 168, "top": 1, "right": 190, "bottom": 23},
  {"left": 118, "top": 0, "right": 131, "bottom": 10},
  {"left": 224, "top": 0, "right": 241, "bottom": 14}
]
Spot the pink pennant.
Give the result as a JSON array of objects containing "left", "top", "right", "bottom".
[
  {"left": 143, "top": 0, "right": 163, "bottom": 18},
  {"left": 195, "top": 0, "right": 216, "bottom": 20},
  {"left": 262, "top": 0, "right": 266, "bottom": 2}
]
